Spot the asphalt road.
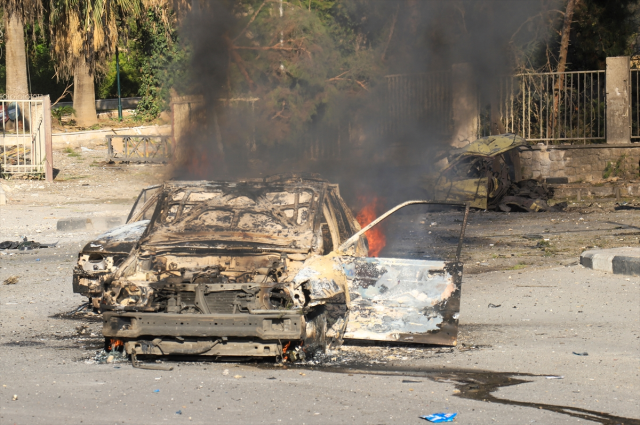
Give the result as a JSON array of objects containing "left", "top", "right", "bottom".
[
  {"left": 1, "top": 226, "right": 638, "bottom": 424},
  {"left": 1, "top": 155, "right": 639, "bottom": 424}
]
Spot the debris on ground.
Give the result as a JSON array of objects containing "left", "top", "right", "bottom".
[
  {"left": 0, "top": 237, "right": 57, "bottom": 250},
  {"left": 573, "top": 352, "right": 589, "bottom": 356},
  {"left": 499, "top": 179, "right": 567, "bottom": 212},
  {"left": 298, "top": 344, "right": 456, "bottom": 368},
  {"left": 90, "top": 349, "right": 129, "bottom": 364},
  {"left": 12, "top": 395, "right": 18, "bottom": 401},
  {"left": 3, "top": 276, "right": 19, "bottom": 285},
  {"left": 420, "top": 412, "right": 457, "bottom": 423},
  {"left": 488, "top": 303, "right": 501, "bottom": 308}
]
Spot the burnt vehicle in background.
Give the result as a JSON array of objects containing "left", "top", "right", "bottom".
[
  {"left": 431, "top": 133, "right": 565, "bottom": 212},
  {"left": 99, "top": 174, "right": 469, "bottom": 362},
  {"left": 72, "top": 185, "right": 161, "bottom": 309}
]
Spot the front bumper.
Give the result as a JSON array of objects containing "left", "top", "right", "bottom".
[{"left": 103, "top": 311, "right": 305, "bottom": 340}]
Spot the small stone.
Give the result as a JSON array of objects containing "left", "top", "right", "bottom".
[
  {"left": 12, "top": 395, "right": 18, "bottom": 401},
  {"left": 3, "top": 276, "right": 18, "bottom": 285},
  {"left": 106, "top": 355, "right": 114, "bottom": 364}
]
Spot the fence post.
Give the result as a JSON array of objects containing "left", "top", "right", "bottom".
[
  {"left": 606, "top": 56, "right": 631, "bottom": 144},
  {"left": 43, "top": 95, "right": 53, "bottom": 182}
]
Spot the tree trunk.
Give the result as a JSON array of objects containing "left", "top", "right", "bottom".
[
  {"left": 5, "top": 13, "right": 29, "bottom": 98},
  {"left": 551, "top": 0, "right": 578, "bottom": 137},
  {"left": 73, "top": 58, "right": 98, "bottom": 127}
]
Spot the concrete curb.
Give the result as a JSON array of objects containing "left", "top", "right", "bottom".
[
  {"left": 580, "top": 247, "right": 640, "bottom": 276},
  {"left": 57, "top": 217, "right": 126, "bottom": 232}
]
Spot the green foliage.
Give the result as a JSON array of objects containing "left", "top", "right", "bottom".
[
  {"left": 0, "top": 22, "right": 71, "bottom": 99},
  {"left": 603, "top": 154, "right": 627, "bottom": 179},
  {"left": 228, "top": 1, "right": 385, "bottom": 146},
  {"left": 134, "top": 8, "right": 188, "bottom": 120},
  {"left": 51, "top": 106, "right": 75, "bottom": 125},
  {"left": 63, "top": 146, "right": 80, "bottom": 157},
  {"left": 568, "top": 0, "right": 640, "bottom": 70},
  {"left": 96, "top": 45, "right": 142, "bottom": 99}
]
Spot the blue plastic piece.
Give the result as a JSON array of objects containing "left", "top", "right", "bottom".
[
  {"left": 176, "top": 410, "right": 182, "bottom": 415},
  {"left": 421, "top": 413, "right": 457, "bottom": 423},
  {"left": 153, "top": 389, "right": 160, "bottom": 393}
]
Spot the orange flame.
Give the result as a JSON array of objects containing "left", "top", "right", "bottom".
[
  {"left": 108, "top": 339, "right": 124, "bottom": 352},
  {"left": 356, "top": 196, "right": 386, "bottom": 257},
  {"left": 282, "top": 341, "right": 291, "bottom": 361}
]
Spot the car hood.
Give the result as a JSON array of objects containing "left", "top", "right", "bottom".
[
  {"left": 81, "top": 220, "right": 150, "bottom": 254},
  {"left": 450, "top": 133, "right": 526, "bottom": 160}
]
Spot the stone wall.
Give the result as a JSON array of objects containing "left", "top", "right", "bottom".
[{"left": 519, "top": 143, "right": 640, "bottom": 182}]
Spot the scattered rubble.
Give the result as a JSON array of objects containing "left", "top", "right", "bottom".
[
  {"left": 3, "top": 275, "right": 19, "bottom": 285},
  {"left": 0, "top": 237, "right": 57, "bottom": 250}
]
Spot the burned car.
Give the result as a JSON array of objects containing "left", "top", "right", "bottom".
[
  {"left": 431, "top": 133, "right": 565, "bottom": 212},
  {"left": 73, "top": 185, "right": 161, "bottom": 308},
  {"left": 100, "top": 175, "right": 469, "bottom": 362}
]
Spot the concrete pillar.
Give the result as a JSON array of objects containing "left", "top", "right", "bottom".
[
  {"left": 450, "top": 63, "right": 479, "bottom": 148},
  {"left": 606, "top": 57, "right": 631, "bottom": 144}
]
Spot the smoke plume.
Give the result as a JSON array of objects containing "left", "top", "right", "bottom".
[{"left": 173, "top": 0, "right": 554, "bottom": 208}]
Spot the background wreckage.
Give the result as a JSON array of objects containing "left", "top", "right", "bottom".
[
  {"left": 85, "top": 176, "right": 468, "bottom": 361},
  {"left": 432, "top": 134, "right": 566, "bottom": 212}
]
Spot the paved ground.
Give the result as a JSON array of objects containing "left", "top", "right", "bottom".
[{"left": 0, "top": 148, "right": 639, "bottom": 424}]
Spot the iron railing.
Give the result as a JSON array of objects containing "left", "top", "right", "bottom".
[
  {"left": 496, "top": 71, "right": 606, "bottom": 144},
  {"left": 0, "top": 97, "right": 48, "bottom": 176},
  {"left": 106, "top": 135, "right": 173, "bottom": 162},
  {"left": 384, "top": 72, "right": 453, "bottom": 138}
]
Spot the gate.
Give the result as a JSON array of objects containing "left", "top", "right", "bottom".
[{"left": 0, "top": 95, "right": 51, "bottom": 178}]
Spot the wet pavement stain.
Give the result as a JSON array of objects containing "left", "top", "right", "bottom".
[
  {"left": 434, "top": 371, "right": 640, "bottom": 425},
  {"left": 282, "top": 364, "right": 640, "bottom": 425}
]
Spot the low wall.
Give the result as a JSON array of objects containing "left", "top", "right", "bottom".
[
  {"left": 52, "top": 125, "right": 171, "bottom": 149},
  {"left": 520, "top": 143, "right": 640, "bottom": 183},
  {"left": 55, "top": 97, "right": 141, "bottom": 111}
]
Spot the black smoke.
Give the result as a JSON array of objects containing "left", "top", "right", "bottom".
[{"left": 173, "top": 0, "right": 554, "bottom": 208}]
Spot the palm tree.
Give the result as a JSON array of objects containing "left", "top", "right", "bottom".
[
  {"left": 48, "top": 0, "right": 143, "bottom": 126},
  {"left": 2, "top": 1, "right": 44, "bottom": 98}
]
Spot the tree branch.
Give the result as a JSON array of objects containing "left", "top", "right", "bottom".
[
  {"left": 233, "top": 44, "right": 298, "bottom": 51},
  {"left": 381, "top": 2, "right": 399, "bottom": 62},
  {"left": 233, "top": 0, "right": 267, "bottom": 42},
  {"left": 327, "top": 77, "right": 369, "bottom": 91},
  {"left": 52, "top": 83, "right": 74, "bottom": 106},
  {"left": 225, "top": 36, "right": 256, "bottom": 91}
]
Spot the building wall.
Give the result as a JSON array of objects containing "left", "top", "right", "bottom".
[{"left": 519, "top": 144, "right": 640, "bottom": 182}]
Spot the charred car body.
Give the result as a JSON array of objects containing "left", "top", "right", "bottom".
[
  {"left": 432, "top": 133, "right": 565, "bottom": 212},
  {"left": 94, "top": 175, "right": 468, "bottom": 360},
  {"left": 73, "top": 185, "right": 161, "bottom": 308}
]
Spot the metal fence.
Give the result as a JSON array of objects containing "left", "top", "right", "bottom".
[
  {"left": 384, "top": 72, "right": 453, "bottom": 139},
  {"left": 107, "top": 135, "right": 173, "bottom": 162},
  {"left": 0, "top": 96, "right": 49, "bottom": 177},
  {"left": 497, "top": 71, "right": 606, "bottom": 144}
]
